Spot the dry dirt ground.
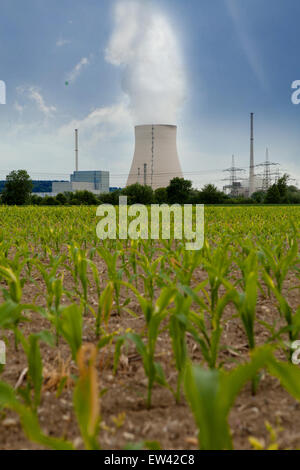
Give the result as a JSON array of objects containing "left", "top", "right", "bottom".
[{"left": 0, "top": 255, "right": 299, "bottom": 451}]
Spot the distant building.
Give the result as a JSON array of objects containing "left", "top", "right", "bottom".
[
  {"left": 52, "top": 171, "right": 109, "bottom": 195},
  {"left": 52, "top": 181, "right": 72, "bottom": 194},
  {"left": 234, "top": 176, "right": 264, "bottom": 198}
]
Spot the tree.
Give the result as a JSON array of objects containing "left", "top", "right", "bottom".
[
  {"left": 122, "top": 183, "right": 154, "bottom": 205},
  {"left": 99, "top": 190, "right": 121, "bottom": 205},
  {"left": 2, "top": 170, "right": 33, "bottom": 205},
  {"left": 277, "top": 174, "right": 289, "bottom": 202},
  {"left": 287, "top": 185, "right": 300, "bottom": 204},
  {"left": 55, "top": 193, "right": 67, "bottom": 205},
  {"left": 30, "top": 194, "right": 43, "bottom": 205},
  {"left": 166, "top": 178, "right": 192, "bottom": 204},
  {"left": 72, "top": 190, "right": 98, "bottom": 205},
  {"left": 265, "top": 184, "right": 281, "bottom": 204},
  {"left": 41, "top": 196, "right": 59, "bottom": 206},
  {"left": 154, "top": 187, "right": 168, "bottom": 204},
  {"left": 199, "top": 184, "right": 226, "bottom": 204},
  {"left": 264, "top": 174, "right": 289, "bottom": 204},
  {"left": 251, "top": 190, "right": 265, "bottom": 203}
]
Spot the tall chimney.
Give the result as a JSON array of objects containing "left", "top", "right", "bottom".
[
  {"left": 75, "top": 129, "right": 79, "bottom": 172},
  {"left": 249, "top": 113, "right": 255, "bottom": 196}
]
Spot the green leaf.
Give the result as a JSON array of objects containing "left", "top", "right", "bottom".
[
  {"left": 27, "top": 334, "right": 43, "bottom": 409},
  {"left": 268, "top": 357, "right": 300, "bottom": 400},
  {"left": 0, "top": 382, "right": 74, "bottom": 450},
  {"left": 59, "top": 304, "right": 83, "bottom": 360},
  {"left": 184, "top": 346, "right": 273, "bottom": 450}
]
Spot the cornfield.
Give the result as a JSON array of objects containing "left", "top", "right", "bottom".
[{"left": 0, "top": 205, "right": 299, "bottom": 450}]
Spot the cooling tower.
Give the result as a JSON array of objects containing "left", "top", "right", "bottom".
[{"left": 126, "top": 125, "right": 183, "bottom": 189}]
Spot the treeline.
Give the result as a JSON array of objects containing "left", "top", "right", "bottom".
[
  {"left": 30, "top": 175, "right": 299, "bottom": 206},
  {"left": 1, "top": 170, "right": 299, "bottom": 206}
]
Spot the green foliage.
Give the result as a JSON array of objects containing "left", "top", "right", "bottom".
[
  {"left": 59, "top": 304, "right": 83, "bottom": 360},
  {"left": 115, "top": 286, "right": 177, "bottom": 408},
  {"left": 0, "top": 205, "right": 298, "bottom": 450},
  {"left": 198, "top": 184, "right": 227, "bottom": 204},
  {"left": 122, "top": 183, "right": 154, "bottom": 205},
  {"left": 184, "top": 347, "right": 273, "bottom": 450},
  {"left": 2, "top": 170, "right": 33, "bottom": 205},
  {"left": 17, "top": 333, "right": 43, "bottom": 410},
  {"left": 0, "top": 381, "right": 74, "bottom": 449},
  {"left": 166, "top": 177, "right": 192, "bottom": 204},
  {"left": 265, "top": 184, "right": 281, "bottom": 204},
  {"left": 71, "top": 190, "right": 99, "bottom": 205},
  {"left": 154, "top": 187, "right": 168, "bottom": 203},
  {"left": 265, "top": 175, "right": 290, "bottom": 204},
  {"left": 169, "top": 293, "right": 190, "bottom": 402}
]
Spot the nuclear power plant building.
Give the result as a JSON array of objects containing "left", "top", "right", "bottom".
[
  {"left": 127, "top": 125, "right": 183, "bottom": 189},
  {"left": 52, "top": 171, "right": 109, "bottom": 195}
]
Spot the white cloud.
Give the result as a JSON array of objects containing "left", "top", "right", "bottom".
[
  {"left": 58, "top": 100, "right": 132, "bottom": 147},
  {"left": 17, "top": 86, "right": 56, "bottom": 117},
  {"left": 56, "top": 37, "right": 71, "bottom": 47},
  {"left": 105, "top": 0, "right": 186, "bottom": 125},
  {"left": 0, "top": 97, "right": 133, "bottom": 185},
  {"left": 66, "top": 56, "right": 91, "bottom": 83},
  {"left": 28, "top": 87, "right": 56, "bottom": 117}
]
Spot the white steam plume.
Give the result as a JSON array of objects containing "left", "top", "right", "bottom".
[{"left": 105, "top": 0, "right": 186, "bottom": 125}]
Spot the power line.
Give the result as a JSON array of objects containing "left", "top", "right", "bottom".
[
  {"left": 255, "top": 148, "right": 279, "bottom": 191},
  {"left": 222, "top": 155, "right": 246, "bottom": 196}
]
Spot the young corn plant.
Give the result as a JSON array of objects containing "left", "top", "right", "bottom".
[
  {"left": 0, "top": 381, "right": 74, "bottom": 450},
  {"left": 202, "top": 240, "right": 232, "bottom": 311},
  {"left": 263, "top": 271, "right": 300, "bottom": 360},
  {"left": 97, "top": 246, "right": 123, "bottom": 315},
  {"left": 167, "top": 244, "right": 203, "bottom": 287},
  {"left": 114, "top": 286, "right": 177, "bottom": 408},
  {"left": 258, "top": 233, "right": 298, "bottom": 295},
  {"left": 0, "top": 266, "right": 41, "bottom": 350},
  {"left": 230, "top": 252, "right": 260, "bottom": 393},
  {"left": 17, "top": 331, "right": 54, "bottom": 412},
  {"left": 0, "top": 300, "right": 29, "bottom": 350},
  {"left": 127, "top": 240, "right": 139, "bottom": 288},
  {"left": 58, "top": 304, "right": 83, "bottom": 360},
  {"left": 67, "top": 244, "right": 90, "bottom": 313},
  {"left": 184, "top": 346, "right": 273, "bottom": 450},
  {"left": 132, "top": 250, "right": 165, "bottom": 303},
  {"left": 183, "top": 283, "right": 236, "bottom": 369},
  {"left": 0, "top": 265, "right": 23, "bottom": 306},
  {"left": 92, "top": 281, "right": 114, "bottom": 339},
  {"left": 32, "top": 256, "right": 66, "bottom": 343},
  {"left": 168, "top": 293, "right": 190, "bottom": 404}
]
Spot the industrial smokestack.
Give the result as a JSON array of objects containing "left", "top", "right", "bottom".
[
  {"left": 75, "top": 129, "right": 79, "bottom": 172},
  {"left": 127, "top": 125, "right": 183, "bottom": 189},
  {"left": 249, "top": 113, "right": 255, "bottom": 196}
]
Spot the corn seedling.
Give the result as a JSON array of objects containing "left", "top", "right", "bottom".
[
  {"left": 58, "top": 304, "right": 83, "bottom": 360},
  {"left": 17, "top": 331, "right": 54, "bottom": 411},
  {"left": 184, "top": 346, "right": 273, "bottom": 450},
  {"left": 0, "top": 381, "right": 74, "bottom": 449},
  {"left": 115, "top": 286, "right": 177, "bottom": 408}
]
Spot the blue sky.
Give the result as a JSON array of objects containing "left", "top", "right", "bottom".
[{"left": 0, "top": 0, "right": 299, "bottom": 188}]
